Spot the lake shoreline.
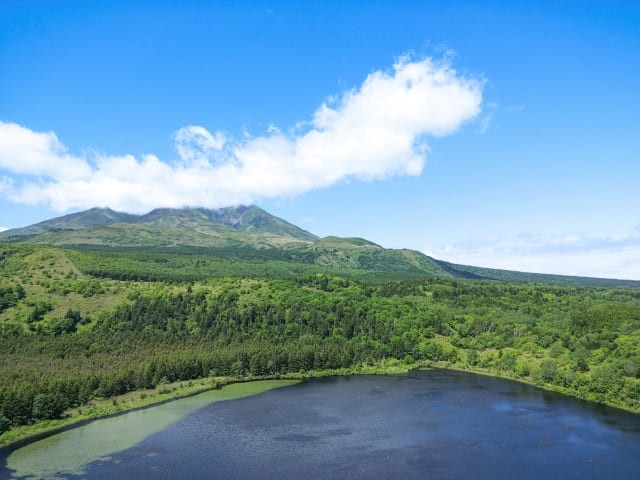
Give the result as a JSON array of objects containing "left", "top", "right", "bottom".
[
  {"left": 6, "top": 368, "right": 640, "bottom": 480},
  {"left": 0, "top": 376, "right": 296, "bottom": 453},
  {"left": 0, "top": 361, "right": 410, "bottom": 451},
  {"left": 435, "top": 363, "right": 640, "bottom": 416},
  {"left": 2, "top": 359, "right": 638, "bottom": 452}
]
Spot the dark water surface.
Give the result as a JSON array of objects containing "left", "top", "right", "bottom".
[{"left": 5, "top": 370, "right": 640, "bottom": 479}]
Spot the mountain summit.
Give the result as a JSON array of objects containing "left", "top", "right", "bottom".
[{"left": 0, "top": 205, "right": 317, "bottom": 246}]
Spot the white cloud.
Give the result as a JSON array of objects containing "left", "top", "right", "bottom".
[
  {"left": 173, "top": 125, "right": 227, "bottom": 168},
  {"left": 424, "top": 231, "right": 640, "bottom": 280},
  {"left": 0, "top": 227, "right": 7, "bottom": 232},
  {"left": 0, "top": 55, "right": 482, "bottom": 213},
  {"left": 0, "top": 123, "right": 91, "bottom": 180}
]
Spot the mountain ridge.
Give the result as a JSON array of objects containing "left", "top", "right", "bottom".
[
  {"left": 1, "top": 206, "right": 638, "bottom": 287},
  {"left": 0, "top": 207, "right": 137, "bottom": 238},
  {"left": 0, "top": 205, "right": 318, "bottom": 244}
]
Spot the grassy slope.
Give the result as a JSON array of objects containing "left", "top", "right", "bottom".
[
  {"left": 0, "top": 245, "right": 154, "bottom": 332},
  {"left": 3, "top": 243, "right": 639, "bottom": 334},
  {"left": 62, "top": 244, "right": 453, "bottom": 282},
  {"left": 8, "top": 233, "right": 636, "bottom": 288},
  {"left": 1, "top": 243, "right": 437, "bottom": 332}
]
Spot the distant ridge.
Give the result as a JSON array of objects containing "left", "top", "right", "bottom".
[
  {"left": 432, "top": 259, "right": 640, "bottom": 288},
  {"left": 1, "top": 206, "right": 638, "bottom": 288},
  {"left": 0, "top": 207, "right": 138, "bottom": 239}
]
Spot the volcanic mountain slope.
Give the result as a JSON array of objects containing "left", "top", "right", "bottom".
[
  {"left": 0, "top": 206, "right": 454, "bottom": 278},
  {"left": 0, "top": 207, "right": 138, "bottom": 238},
  {"left": 2, "top": 205, "right": 638, "bottom": 287},
  {"left": 1, "top": 205, "right": 317, "bottom": 247}
]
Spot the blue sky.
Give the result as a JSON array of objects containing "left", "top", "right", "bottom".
[{"left": 1, "top": 0, "right": 639, "bottom": 279}]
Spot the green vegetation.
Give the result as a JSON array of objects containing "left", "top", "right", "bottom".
[
  {"left": 1, "top": 240, "right": 639, "bottom": 445},
  {"left": 60, "top": 244, "right": 448, "bottom": 282},
  {"left": 1, "top": 207, "right": 639, "bottom": 445}
]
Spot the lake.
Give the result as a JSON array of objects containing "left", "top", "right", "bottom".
[{"left": 2, "top": 370, "right": 640, "bottom": 479}]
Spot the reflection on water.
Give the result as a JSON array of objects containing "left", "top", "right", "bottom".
[{"left": 2, "top": 370, "right": 640, "bottom": 479}]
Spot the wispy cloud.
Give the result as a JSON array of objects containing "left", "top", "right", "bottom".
[
  {"left": 0, "top": 55, "right": 482, "bottom": 213},
  {"left": 476, "top": 102, "right": 523, "bottom": 134},
  {"left": 477, "top": 101, "right": 497, "bottom": 134},
  {"left": 0, "top": 227, "right": 7, "bottom": 232},
  {"left": 424, "top": 231, "right": 640, "bottom": 280}
]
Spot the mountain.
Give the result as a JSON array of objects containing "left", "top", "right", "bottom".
[
  {"left": 196, "top": 205, "right": 318, "bottom": 240},
  {"left": 139, "top": 205, "right": 318, "bottom": 241},
  {"left": 2, "top": 206, "right": 638, "bottom": 287},
  {"left": 0, "top": 206, "right": 454, "bottom": 279},
  {"left": 0, "top": 207, "right": 137, "bottom": 239},
  {"left": 0, "top": 205, "right": 317, "bottom": 247}
]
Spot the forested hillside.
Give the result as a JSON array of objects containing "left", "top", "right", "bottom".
[{"left": 1, "top": 242, "right": 639, "bottom": 437}]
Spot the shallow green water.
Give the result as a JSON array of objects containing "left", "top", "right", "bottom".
[{"left": 3, "top": 380, "right": 297, "bottom": 479}]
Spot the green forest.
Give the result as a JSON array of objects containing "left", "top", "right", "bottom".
[{"left": 1, "top": 243, "right": 640, "bottom": 439}]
